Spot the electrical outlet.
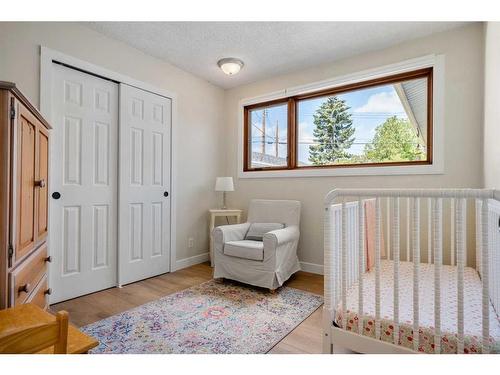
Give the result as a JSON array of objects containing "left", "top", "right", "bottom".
[{"left": 188, "top": 237, "right": 194, "bottom": 248}]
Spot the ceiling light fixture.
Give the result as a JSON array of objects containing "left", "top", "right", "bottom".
[{"left": 217, "top": 57, "right": 244, "bottom": 76}]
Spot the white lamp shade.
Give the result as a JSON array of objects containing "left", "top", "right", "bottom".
[{"left": 215, "top": 177, "right": 234, "bottom": 192}]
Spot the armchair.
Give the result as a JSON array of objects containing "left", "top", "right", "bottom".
[{"left": 213, "top": 199, "right": 301, "bottom": 290}]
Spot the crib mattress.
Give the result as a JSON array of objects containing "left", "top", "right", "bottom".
[{"left": 334, "top": 260, "right": 500, "bottom": 353}]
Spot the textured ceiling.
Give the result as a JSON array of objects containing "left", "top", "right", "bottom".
[{"left": 85, "top": 22, "right": 468, "bottom": 89}]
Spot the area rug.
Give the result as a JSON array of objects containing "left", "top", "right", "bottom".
[{"left": 81, "top": 279, "right": 323, "bottom": 354}]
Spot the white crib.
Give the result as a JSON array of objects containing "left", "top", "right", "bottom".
[{"left": 323, "top": 189, "right": 500, "bottom": 354}]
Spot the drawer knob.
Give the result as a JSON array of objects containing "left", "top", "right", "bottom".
[
  {"left": 18, "top": 283, "right": 30, "bottom": 294},
  {"left": 35, "top": 179, "right": 46, "bottom": 188},
  {"left": 44, "top": 256, "right": 52, "bottom": 263},
  {"left": 44, "top": 288, "right": 52, "bottom": 296}
]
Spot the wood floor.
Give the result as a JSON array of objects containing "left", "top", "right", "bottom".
[{"left": 51, "top": 262, "right": 324, "bottom": 354}]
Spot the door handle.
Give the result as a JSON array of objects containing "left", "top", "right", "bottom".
[
  {"left": 35, "top": 179, "right": 46, "bottom": 188},
  {"left": 164, "top": 191, "right": 169, "bottom": 197},
  {"left": 52, "top": 192, "right": 61, "bottom": 200}
]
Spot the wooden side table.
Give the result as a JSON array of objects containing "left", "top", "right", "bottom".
[{"left": 209, "top": 209, "right": 243, "bottom": 267}]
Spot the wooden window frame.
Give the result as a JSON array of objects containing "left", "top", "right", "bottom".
[{"left": 243, "top": 67, "right": 433, "bottom": 172}]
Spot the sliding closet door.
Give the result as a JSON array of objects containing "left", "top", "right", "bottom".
[
  {"left": 119, "top": 84, "right": 171, "bottom": 285},
  {"left": 50, "top": 64, "right": 118, "bottom": 303}
]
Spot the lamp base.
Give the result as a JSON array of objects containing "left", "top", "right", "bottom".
[{"left": 220, "top": 191, "right": 227, "bottom": 210}]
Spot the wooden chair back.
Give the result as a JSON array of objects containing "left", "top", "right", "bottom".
[{"left": 0, "top": 310, "right": 69, "bottom": 354}]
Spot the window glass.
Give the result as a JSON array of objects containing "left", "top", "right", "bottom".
[
  {"left": 297, "top": 77, "right": 428, "bottom": 167},
  {"left": 248, "top": 103, "right": 288, "bottom": 169}
]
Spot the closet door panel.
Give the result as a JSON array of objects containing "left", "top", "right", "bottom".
[
  {"left": 119, "top": 84, "right": 171, "bottom": 285},
  {"left": 50, "top": 64, "right": 118, "bottom": 303}
]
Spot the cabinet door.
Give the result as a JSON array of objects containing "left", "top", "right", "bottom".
[
  {"left": 14, "top": 104, "right": 37, "bottom": 261},
  {"left": 36, "top": 126, "right": 49, "bottom": 240}
]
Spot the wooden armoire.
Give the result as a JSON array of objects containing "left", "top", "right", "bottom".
[{"left": 0, "top": 82, "right": 51, "bottom": 310}]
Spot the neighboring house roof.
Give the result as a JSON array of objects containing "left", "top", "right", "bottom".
[
  {"left": 251, "top": 152, "right": 287, "bottom": 168},
  {"left": 394, "top": 78, "right": 427, "bottom": 146}
]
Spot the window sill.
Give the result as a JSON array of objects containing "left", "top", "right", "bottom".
[{"left": 238, "top": 163, "right": 444, "bottom": 179}]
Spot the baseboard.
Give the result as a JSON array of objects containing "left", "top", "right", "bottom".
[
  {"left": 299, "top": 261, "right": 324, "bottom": 275},
  {"left": 174, "top": 252, "right": 209, "bottom": 271},
  {"left": 174, "top": 253, "right": 322, "bottom": 275}
]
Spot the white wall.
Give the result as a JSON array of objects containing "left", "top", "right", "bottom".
[
  {"left": 0, "top": 22, "right": 488, "bottom": 272},
  {"left": 483, "top": 22, "right": 500, "bottom": 189},
  {"left": 0, "top": 22, "right": 226, "bottom": 265},
  {"left": 224, "top": 24, "right": 485, "bottom": 268}
]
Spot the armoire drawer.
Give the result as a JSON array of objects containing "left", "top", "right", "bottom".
[
  {"left": 9, "top": 242, "right": 49, "bottom": 306},
  {"left": 26, "top": 275, "right": 49, "bottom": 309}
]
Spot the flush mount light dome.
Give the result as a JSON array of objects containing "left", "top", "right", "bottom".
[{"left": 217, "top": 58, "right": 244, "bottom": 75}]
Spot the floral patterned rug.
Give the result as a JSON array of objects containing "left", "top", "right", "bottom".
[{"left": 81, "top": 279, "right": 323, "bottom": 354}]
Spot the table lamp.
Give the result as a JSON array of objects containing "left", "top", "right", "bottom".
[{"left": 215, "top": 177, "right": 234, "bottom": 209}]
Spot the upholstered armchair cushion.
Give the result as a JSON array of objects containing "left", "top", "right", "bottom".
[
  {"left": 247, "top": 200, "right": 300, "bottom": 227},
  {"left": 224, "top": 240, "right": 264, "bottom": 261},
  {"left": 245, "top": 222, "right": 285, "bottom": 241}
]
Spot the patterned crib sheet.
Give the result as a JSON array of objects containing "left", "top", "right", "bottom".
[{"left": 334, "top": 260, "right": 500, "bottom": 354}]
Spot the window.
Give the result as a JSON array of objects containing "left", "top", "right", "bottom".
[
  {"left": 244, "top": 68, "right": 433, "bottom": 172},
  {"left": 246, "top": 101, "right": 289, "bottom": 169}
]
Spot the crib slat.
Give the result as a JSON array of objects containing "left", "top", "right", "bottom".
[
  {"left": 324, "top": 205, "right": 333, "bottom": 310},
  {"left": 490, "top": 209, "right": 496, "bottom": 337},
  {"left": 412, "top": 197, "right": 420, "bottom": 352},
  {"left": 476, "top": 201, "right": 482, "bottom": 276},
  {"left": 450, "top": 198, "right": 455, "bottom": 266},
  {"left": 347, "top": 211, "right": 351, "bottom": 288},
  {"left": 392, "top": 197, "right": 400, "bottom": 346},
  {"left": 481, "top": 198, "right": 490, "bottom": 354},
  {"left": 323, "top": 204, "right": 333, "bottom": 353},
  {"left": 341, "top": 201, "right": 348, "bottom": 330},
  {"left": 334, "top": 209, "right": 342, "bottom": 307},
  {"left": 456, "top": 198, "right": 466, "bottom": 354},
  {"left": 387, "top": 198, "right": 391, "bottom": 261},
  {"left": 407, "top": 197, "right": 411, "bottom": 262},
  {"left": 375, "top": 198, "right": 382, "bottom": 340},
  {"left": 428, "top": 197, "right": 432, "bottom": 264},
  {"left": 358, "top": 199, "right": 365, "bottom": 334},
  {"left": 433, "top": 198, "right": 442, "bottom": 354},
  {"left": 353, "top": 206, "right": 357, "bottom": 286},
  {"left": 494, "top": 210, "right": 498, "bottom": 328}
]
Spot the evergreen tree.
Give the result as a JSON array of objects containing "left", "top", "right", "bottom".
[
  {"left": 363, "top": 116, "right": 424, "bottom": 162},
  {"left": 308, "top": 97, "right": 355, "bottom": 165}
]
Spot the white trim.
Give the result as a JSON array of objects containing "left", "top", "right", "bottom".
[
  {"left": 238, "top": 54, "right": 445, "bottom": 178},
  {"left": 174, "top": 252, "right": 209, "bottom": 271},
  {"left": 39, "top": 47, "right": 178, "bottom": 297},
  {"left": 300, "top": 261, "right": 324, "bottom": 275},
  {"left": 40, "top": 46, "right": 177, "bottom": 100}
]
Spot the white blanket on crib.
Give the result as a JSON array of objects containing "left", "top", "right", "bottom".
[{"left": 335, "top": 260, "right": 500, "bottom": 353}]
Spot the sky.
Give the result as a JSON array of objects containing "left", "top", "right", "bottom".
[{"left": 250, "top": 83, "right": 409, "bottom": 165}]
